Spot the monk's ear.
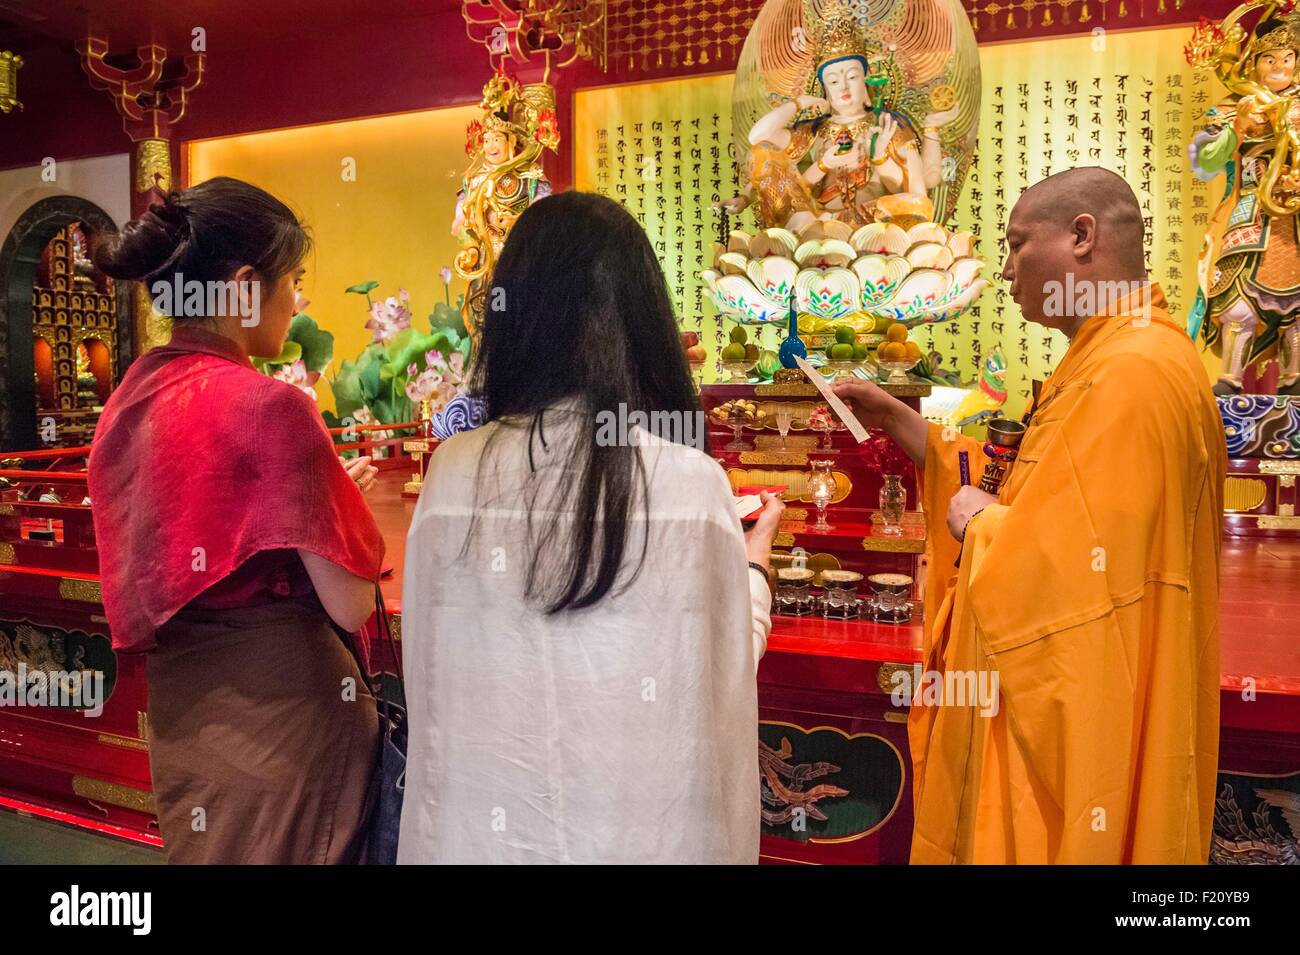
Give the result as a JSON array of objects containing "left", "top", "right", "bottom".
[{"left": 1071, "top": 213, "right": 1098, "bottom": 260}]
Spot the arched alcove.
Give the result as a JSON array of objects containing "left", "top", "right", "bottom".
[{"left": 0, "top": 196, "right": 133, "bottom": 450}]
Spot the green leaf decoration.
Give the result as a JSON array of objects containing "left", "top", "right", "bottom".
[
  {"left": 345, "top": 280, "right": 380, "bottom": 296},
  {"left": 289, "top": 312, "right": 334, "bottom": 374},
  {"left": 251, "top": 339, "right": 302, "bottom": 373},
  {"left": 430, "top": 301, "right": 468, "bottom": 338},
  {"left": 331, "top": 359, "right": 366, "bottom": 419}
]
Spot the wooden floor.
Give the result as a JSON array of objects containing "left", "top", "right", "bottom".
[{"left": 369, "top": 469, "right": 1300, "bottom": 694}]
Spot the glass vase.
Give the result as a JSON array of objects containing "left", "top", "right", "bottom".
[{"left": 878, "top": 473, "right": 906, "bottom": 536}]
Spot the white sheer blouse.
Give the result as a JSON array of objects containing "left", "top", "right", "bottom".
[{"left": 396, "top": 404, "right": 771, "bottom": 864}]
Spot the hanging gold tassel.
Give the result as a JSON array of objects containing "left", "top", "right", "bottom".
[
  {"left": 1157, "top": 0, "right": 1166, "bottom": 12},
  {"left": 1007, "top": 8, "right": 1016, "bottom": 28},
  {"left": 1043, "top": 3, "right": 1054, "bottom": 25},
  {"left": 1079, "top": 1, "right": 1091, "bottom": 23},
  {"left": 1118, "top": 0, "right": 1128, "bottom": 16},
  {"left": 1062, "top": 1, "right": 1072, "bottom": 24},
  {"left": 700, "top": 46, "right": 709, "bottom": 65}
]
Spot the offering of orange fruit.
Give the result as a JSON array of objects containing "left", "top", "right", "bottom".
[{"left": 876, "top": 323, "right": 923, "bottom": 365}]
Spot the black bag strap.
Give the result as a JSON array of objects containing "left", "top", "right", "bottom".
[{"left": 370, "top": 583, "right": 407, "bottom": 712}]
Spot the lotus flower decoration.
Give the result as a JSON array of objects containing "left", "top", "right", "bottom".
[{"left": 701, "top": 217, "right": 988, "bottom": 331}]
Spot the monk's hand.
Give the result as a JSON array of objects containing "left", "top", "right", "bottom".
[
  {"left": 342, "top": 454, "right": 378, "bottom": 494},
  {"left": 743, "top": 491, "right": 786, "bottom": 570},
  {"left": 831, "top": 378, "right": 904, "bottom": 429},
  {"left": 946, "top": 485, "right": 998, "bottom": 542}
]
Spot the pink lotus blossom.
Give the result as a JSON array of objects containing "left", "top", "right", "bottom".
[
  {"left": 273, "top": 359, "right": 318, "bottom": 397},
  {"left": 365, "top": 288, "right": 412, "bottom": 344},
  {"left": 405, "top": 362, "right": 445, "bottom": 403}
]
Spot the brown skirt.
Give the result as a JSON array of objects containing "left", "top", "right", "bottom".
[{"left": 146, "top": 598, "right": 378, "bottom": 864}]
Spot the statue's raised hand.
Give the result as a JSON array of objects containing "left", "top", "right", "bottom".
[
  {"left": 870, "top": 113, "right": 899, "bottom": 160},
  {"left": 796, "top": 94, "right": 830, "bottom": 115}
]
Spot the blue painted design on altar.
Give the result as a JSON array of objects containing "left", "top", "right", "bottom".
[
  {"left": 1218, "top": 395, "right": 1300, "bottom": 458},
  {"left": 430, "top": 393, "right": 488, "bottom": 440}
]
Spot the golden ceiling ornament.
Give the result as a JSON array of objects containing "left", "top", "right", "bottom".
[
  {"left": 0, "top": 50, "right": 23, "bottom": 113},
  {"left": 463, "top": 0, "right": 608, "bottom": 73}
]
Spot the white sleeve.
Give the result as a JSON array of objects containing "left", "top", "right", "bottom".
[{"left": 748, "top": 567, "right": 772, "bottom": 667}]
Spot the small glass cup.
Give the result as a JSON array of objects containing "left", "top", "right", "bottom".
[
  {"left": 820, "top": 569, "right": 863, "bottom": 618},
  {"left": 775, "top": 408, "right": 793, "bottom": 448},
  {"left": 775, "top": 567, "right": 815, "bottom": 616}
]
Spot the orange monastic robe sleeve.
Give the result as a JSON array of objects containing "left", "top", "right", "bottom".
[{"left": 908, "top": 303, "right": 1225, "bottom": 865}]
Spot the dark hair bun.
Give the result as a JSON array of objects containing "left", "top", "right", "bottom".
[{"left": 94, "top": 193, "right": 190, "bottom": 282}]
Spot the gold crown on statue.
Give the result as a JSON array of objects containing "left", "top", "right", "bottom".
[
  {"left": 810, "top": 13, "right": 894, "bottom": 97},
  {"left": 1251, "top": 16, "right": 1300, "bottom": 57},
  {"left": 465, "top": 66, "right": 560, "bottom": 156}
]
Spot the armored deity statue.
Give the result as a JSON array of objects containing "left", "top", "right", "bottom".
[
  {"left": 721, "top": 1, "right": 978, "bottom": 231},
  {"left": 1188, "top": 3, "right": 1300, "bottom": 395},
  {"left": 453, "top": 67, "right": 558, "bottom": 336}
]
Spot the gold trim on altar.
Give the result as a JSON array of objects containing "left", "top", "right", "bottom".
[
  {"left": 72, "top": 776, "right": 156, "bottom": 814},
  {"left": 59, "top": 578, "right": 102, "bottom": 604},
  {"left": 1259, "top": 461, "right": 1300, "bottom": 475}
]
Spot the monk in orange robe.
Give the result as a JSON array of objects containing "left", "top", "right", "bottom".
[{"left": 834, "top": 167, "right": 1227, "bottom": 864}]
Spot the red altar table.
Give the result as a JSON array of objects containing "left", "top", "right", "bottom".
[{"left": 1, "top": 405, "right": 1298, "bottom": 864}]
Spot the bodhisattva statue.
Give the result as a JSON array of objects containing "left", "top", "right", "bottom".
[{"left": 720, "top": 15, "right": 959, "bottom": 231}]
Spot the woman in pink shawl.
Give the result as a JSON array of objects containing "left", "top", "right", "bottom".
[{"left": 89, "top": 178, "right": 384, "bottom": 863}]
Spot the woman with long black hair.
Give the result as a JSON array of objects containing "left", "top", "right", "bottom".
[{"left": 398, "top": 191, "right": 784, "bottom": 864}]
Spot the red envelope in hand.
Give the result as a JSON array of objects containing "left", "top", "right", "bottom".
[{"left": 735, "top": 485, "right": 787, "bottom": 520}]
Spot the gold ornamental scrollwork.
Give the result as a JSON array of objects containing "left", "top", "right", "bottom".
[
  {"left": 72, "top": 776, "right": 156, "bottom": 814},
  {"left": 740, "top": 451, "right": 809, "bottom": 466},
  {"left": 134, "top": 138, "right": 172, "bottom": 194},
  {"left": 877, "top": 662, "right": 922, "bottom": 695},
  {"left": 1260, "top": 461, "right": 1300, "bottom": 474},
  {"left": 1257, "top": 515, "right": 1300, "bottom": 529},
  {"left": 59, "top": 577, "right": 102, "bottom": 603},
  {"left": 863, "top": 536, "right": 925, "bottom": 554},
  {"left": 0, "top": 542, "right": 15, "bottom": 564}
]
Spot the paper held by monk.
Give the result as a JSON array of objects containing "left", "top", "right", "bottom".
[{"left": 792, "top": 355, "right": 869, "bottom": 443}]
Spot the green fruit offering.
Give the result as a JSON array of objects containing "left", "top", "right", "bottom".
[
  {"left": 830, "top": 343, "right": 855, "bottom": 360},
  {"left": 729, "top": 325, "right": 748, "bottom": 345},
  {"left": 721, "top": 342, "right": 747, "bottom": 361},
  {"left": 756, "top": 349, "right": 781, "bottom": 378},
  {"left": 834, "top": 326, "right": 855, "bottom": 345},
  {"left": 852, "top": 343, "right": 868, "bottom": 360}
]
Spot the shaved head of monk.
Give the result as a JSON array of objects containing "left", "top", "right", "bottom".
[{"left": 1002, "top": 167, "right": 1149, "bottom": 337}]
